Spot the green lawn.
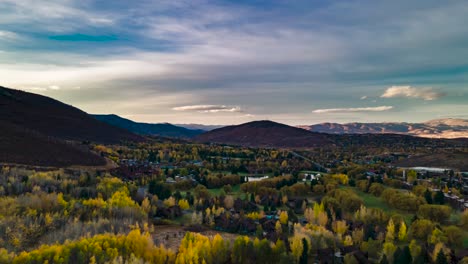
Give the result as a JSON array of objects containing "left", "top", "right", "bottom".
[
  {"left": 341, "top": 186, "right": 414, "bottom": 224},
  {"left": 208, "top": 184, "right": 243, "bottom": 198}
]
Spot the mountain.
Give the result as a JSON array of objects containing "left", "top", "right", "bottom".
[
  {"left": 195, "top": 120, "right": 333, "bottom": 148},
  {"left": 298, "top": 118, "right": 468, "bottom": 138},
  {"left": 175, "top": 124, "right": 224, "bottom": 131},
  {"left": 0, "top": 122, "right": 106, "bottom": 167},
  {"left": 0, "top": 86, "right": 142, "bottom": 144},
  {"left": 0, "top": 86, "right": 143, "bottom": 166},
  {"left": 93, "top": 114, "right": 204, "bottom": 138}
]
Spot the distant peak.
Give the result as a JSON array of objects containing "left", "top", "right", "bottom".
[{"left": 242, "top": 120, "right": 287, "bottom": 127}]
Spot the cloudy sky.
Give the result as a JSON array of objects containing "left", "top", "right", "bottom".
[{"left": 1, "top": 0, "right": 467, "bottom": 125}]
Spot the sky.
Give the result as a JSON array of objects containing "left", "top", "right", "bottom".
[{"left": 1, "top": 0, "right": 467, "bottom": 125}]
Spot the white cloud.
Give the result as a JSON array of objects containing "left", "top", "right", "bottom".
[
  {"left": 172, "top": 105, "right": 242, "bottom": 113},
  {"left": 48, "top": 85, "right": 60, "bottom": 90},
  {"left": 381, "top": 86, "right": 445, "bottom": 100},
  {"left": 312, "top": 106, "right": 393, "bottom": 113},
  {"left": 0, "top": 30, "right": 18, "bottom": 39}
]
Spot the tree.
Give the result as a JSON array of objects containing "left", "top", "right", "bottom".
[
  {"left": 332, "top": 220, "right": 348, "bottom": 239},
  {"left": 385, "top": 219, "right": 395, "bottom": 242},
  {"left": 223, "top": 184, "right": 233, "bottom": 194},
  {"left": 398, "top": 221, "right": 407, "bottom": 241},
  {"left": 290, "top": 236, "right": 303, "bottom": 263},
  {"left": 435, "top": 248, "right": 447, "bottom": 264},
  {"left": 461, "top": 209, "right": 468, "bottom": 229},
  {"left": 275, "top": 221, "right": 282, "bottom": 235},
  {"left": 443, "top": 225, "right": 463, "bottom": 247},
  {"left": 148, "top": 180, "right": 172, "bottom": 200},
  {"left": 409, "top": 240, "right": 421, "bottom": 260},
  {"left": 434, "top": 190, "right": 444, "bottom": 205},
  {"left": 379, "top": 254, "right": 389, "bottom": 264},
  {"left": 407, "top": 170, "right": 417, "bottom": 183},
  {"left": 382, "top": 242, "right": 396, "bottom": 263},
  {"left": 410, "top": 219, "right": 434, "bottom": 240},
  {"left": 418, "top": 204, "right": 451, "bottom": 223},
  {"left": 256, "top": 225, "right": 264, "bottom": 239},
  {"left": 194, "top": 184, "right": 211, "bottom": 200},
  {"left": 424, "top": 189, "right": 433, "bottom": 204},
  {"left": 178, "top": 199, "right": 190, "bottom": 210},
  {"left": 395, "top": 246, "right": 412, "bottom": 264},
  {"left": 433, "top": 243, "right": 448, "bottom": 263},
  {"left": 279, "top": 211, "right": 288, "bottom": 225},
  {"left": 344, "top": 253, "right": 359, "bottom": 264},
  {"left": 369, "top": 183, "right": 385, "bottom": 197},
  {"left": 224, "top": 195, "right": 234, "bottom": 209},
  {"left": 299, "top": 238, "right": 308, "bottom": 264},
  {"left": 141, "top": 197, "right": 151, "bottom": 214},
  {"left": 212, "top": 234, "right": 229, "bottom": 264}
]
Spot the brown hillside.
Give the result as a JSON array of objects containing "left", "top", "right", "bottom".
[
  {"left": 0, "top": 86, "right": 143, "bottom": 144},
  {"left": 195, "top": 120, "right": 333, "bottom": 148},
  {"left": 0, "top": 86, "right": 143, "bottom": 166},
  {"left": 0, "top": 122, "right": 106, "bottom": 167}
]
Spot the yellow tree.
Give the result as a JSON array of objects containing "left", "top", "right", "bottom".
[
  {"left": 141, "top": 197, "right": 151, "bottom": 214},
  {"left": 290, "top": 236, "right": 303, "bottom": 263},
  {"left": 398, "top": 221, "right": 407, "bottom": 241},
  {"left": 279, "top": 211, "right": 288, "bottom": 225},
  {"left": 275, "top": 221, "right": 282, "bottom": 235},
  {"left": 211, "top": 234, "right": 229, "bottom": 264},
  {"left": 178, "top": 199, "right": 190, "bottom": 210},
  {"left": 385, "top": 219, "right": 395, "bottom": 242},
  {"left": 332, "top": 220, "right": 348, "bottom": 239},
  {"left": 383, "top": 242, "right": 397, "bottom": 263}
]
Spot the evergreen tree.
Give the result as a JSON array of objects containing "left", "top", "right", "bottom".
[
  {"left": 435, "top": 249, "right": 448, "bottom": 264},
  {"left": 380, "top": 254, "right": 389, "bottom": 264},
  {"left": 434, "top": 190, "right": 445, "bottom": 205},
  {"left": 392, "top": 247, "right": 402, "bottom": 264},
  {"left": 299, "top": 238, "right": 309, "bottom": 264},
  {"left": 424, "top": 189, "right": 433, "bottom": 204},
  {"left": 395, "top": 246, "right": 412, "bottom": 264}
]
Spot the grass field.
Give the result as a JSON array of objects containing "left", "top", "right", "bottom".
[
  {"left": 341, "top": 186, "right": 414, "bottom": 224},
  {"left": 208, "top": 184, "right": 244, "bottom": 198}
]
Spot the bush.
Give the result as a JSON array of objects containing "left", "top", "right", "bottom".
[
  {"left": 417, "top": 205, "right": 451, "bottom": 223},
  {"left": 410, "top": 219, "right": 434, "bottom": 240},
  {"left": 368, "top": 183, "right": 385, "bottom": 197}
]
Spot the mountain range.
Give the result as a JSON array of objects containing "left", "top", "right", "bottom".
[
  {"left": 0, "top": 86, "right": 142, "bottom": 167},
  {"left": 93, "top": 114, "right": 204, "bottom": 138},
  {"left": 1, "top": 86, "right": 466, "bottom": 167},
  {"left": 298, "top": 119, "right": 468, "bottom": 139}
]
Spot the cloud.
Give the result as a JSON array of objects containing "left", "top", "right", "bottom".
[
  {"left": 312, "top": 106, "right": 393, "bottom": 113},
  {"left": 381, "top": 86, "right": 446, "bottom": 100},
  {"left": 48, "top": 85, "right": 60, "bottom": 90},
  {"left": 172, "top": 105, "right": 242, "bottom": 113},
  {"left": 0, "top": 30, "right": 19, "bottom": 40},
  {"left": 360, "top": 96, "right": 368, "bottom": 100}
]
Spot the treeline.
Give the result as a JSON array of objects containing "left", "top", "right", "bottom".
[{"left": 0, "top": 229, "right": 299, "bottom": 264}]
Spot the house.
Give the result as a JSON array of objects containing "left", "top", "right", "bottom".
[
  {"left": 247, "top": 175, "right": 269, "bottom": 182},
  {"left": 166, "top": 177, "right": 176, "bottom": 184}
]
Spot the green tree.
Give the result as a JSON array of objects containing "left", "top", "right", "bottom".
[
  {"left": 434, "top": 190, "right": 444, "bottom": 205},
  {"left": 435, "top": 249, "right": 448, "bottom": 264},
  {"left": 379, "top": 254, "right": 389, "bottom": 264},
  {"left": 299, "top": 238, "right": 308, "bottom": 264},
  {"left": 424, "top": 189, "right": 433, "bottom": 204},
  {"left": 395, "top": 246, "right": 412, "bottom": 264}
]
